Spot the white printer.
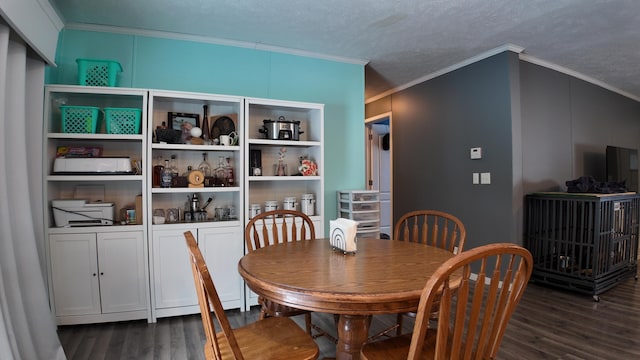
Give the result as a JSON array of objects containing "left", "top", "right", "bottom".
[
  {"left": 53, "top": 157, "right": 132, "bottom": 174},
  {"left": 51, "top": 200, "right": 114, "bottom": 227}
]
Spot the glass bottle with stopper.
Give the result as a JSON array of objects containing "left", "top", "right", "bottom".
[
  {"left": 215, "top": 156, "right": 227, "bottom": 186},
  {"left": 198, "top": 152, "right": 212, "bottom": 177},
  {"left": 169, "top": 154, "right": 179, "bottom": 179},
  {"left": 161, "top": 159, "right": 172, "bottom": 188}
]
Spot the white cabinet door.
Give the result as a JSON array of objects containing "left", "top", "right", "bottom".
[
  {"left": 97, "top": 231, "right": 147, "bottom": 313},
  {"left": 49, "top": 233, "right": 100, "bottom": 316},
  {"left": 199, "top": 226, "right": 243, "bottom": 308},
  {"left": 152, "top": 228, "right": 197, "bottom": 309}
]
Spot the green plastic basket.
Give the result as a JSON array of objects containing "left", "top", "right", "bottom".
[
  {"left": 60, "top": 105, "right": 100, "bottom": 133},
  {"left": 76, "top": 58, "right": 122, "bottom": 87},
  {"left": 104, "top": 107, "right": 142, "bottom": 134}
]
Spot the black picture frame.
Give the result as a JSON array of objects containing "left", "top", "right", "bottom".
[{"left": 168, "top": 112, "right": 199, "bottom": 131}]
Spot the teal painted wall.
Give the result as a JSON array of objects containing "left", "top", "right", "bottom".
[{"left": 51, "top": 29, "right": 366, "bottom": 231}]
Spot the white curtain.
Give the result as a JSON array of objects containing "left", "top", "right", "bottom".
[{"left": 0, "top": 23, "right": 66, "bottom": 360}]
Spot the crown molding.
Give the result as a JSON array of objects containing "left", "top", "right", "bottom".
[
  {"left": 365, "top": 44, "right": 525, "bottom": 104},
  {"left": 519, "top": 54, "right": 640, "bottom": 102},
  {"left": 63, "top": 23, "right": 368, "bottom": 66}
]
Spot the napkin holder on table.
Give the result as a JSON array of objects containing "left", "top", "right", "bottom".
[{"left": 330, "top": 218, "right": 359, "bottom": 254}]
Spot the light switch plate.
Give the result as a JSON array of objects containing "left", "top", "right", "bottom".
[
  {"left": 480, "top": 172, "right": 491, "bottom": 184},
  {"left": 473, "top": 173, "right": 479, "bottom": 184}
]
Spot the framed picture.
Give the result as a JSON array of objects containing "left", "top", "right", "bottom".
[{"left": 168, "top": 112, "right": 199, "bottom": 131}]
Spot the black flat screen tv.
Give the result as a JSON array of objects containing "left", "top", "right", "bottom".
[{"left": 606, "top": 145, "right": 638, "bottom": 192}]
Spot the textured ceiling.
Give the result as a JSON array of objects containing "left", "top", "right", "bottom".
[{"left": 49, "top": 0, "right": 640, "bottom": 101}]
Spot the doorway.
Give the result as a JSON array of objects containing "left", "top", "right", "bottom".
[{"left": 365, "top": 112, "right": 392, "bottom": 237}]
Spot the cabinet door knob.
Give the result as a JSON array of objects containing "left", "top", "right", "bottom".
[
  {"left": 92, "top": 273, "right": 97, "bottom": 277},
  {"left": 100, "top": 272, "right": 104, "bottom": 276}
]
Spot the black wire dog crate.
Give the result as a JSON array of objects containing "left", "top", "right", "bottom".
[{"left": 525, "top": 192, "right": 639, "bottom": 301}]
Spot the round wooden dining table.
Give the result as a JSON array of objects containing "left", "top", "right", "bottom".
[{"left": 237, "top": 238, "right": 456, "bottom": 360}]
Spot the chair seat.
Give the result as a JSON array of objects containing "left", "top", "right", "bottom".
[{"left": 215, "top": 316, "right": 319, "bottom": 360}]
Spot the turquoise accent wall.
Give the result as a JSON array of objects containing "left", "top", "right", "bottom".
[{"left": 51, "top": 29, "right": 366, "bottom": 230}]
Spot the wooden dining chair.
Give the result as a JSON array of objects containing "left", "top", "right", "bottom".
[
  {"left": 394, "top": 209, "right": 466, "bottom": 252},
  {"left": 361, "top": 242, "right": 533, "bottom": 360},
  {"left": 245, "top": 209, "right": 334, "bottom": 341},
  {"left": 245, "top": 209, "right": 316, "bottom": 250},
  {"left": 374, "top": 210, "right": 467, "bottom": 338},
  {"left": 184, "top": 231, "right": 319, "bottom": 360}
]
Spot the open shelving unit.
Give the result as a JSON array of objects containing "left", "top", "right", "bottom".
[{"left": 43, "top": 85, "right": 150, "bottom": 325}]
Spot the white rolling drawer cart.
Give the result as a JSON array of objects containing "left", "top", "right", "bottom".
[{"left": 337, "top": 190, "right": 381, "bottom": 239}]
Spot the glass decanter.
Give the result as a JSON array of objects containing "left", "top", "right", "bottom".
[
  {"left": 198, "top": 152, "right": 212, "bottom": 177},
  {"left": 214, "top": 156, "right": 227, "bottom": 186}
]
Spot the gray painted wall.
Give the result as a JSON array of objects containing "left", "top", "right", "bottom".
[
  {"left": 520, "top": 61, "right": 640, "bottom": 195},
  {"left": 383, "top": 52, "right": 517, "bottom": 250},
  {"left": 366, "top": 51, "right": 640, "bottom": 250}
]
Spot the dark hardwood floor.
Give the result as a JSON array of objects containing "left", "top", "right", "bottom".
[{"left": 58, "top": 274, "right": 640, "bottom": 359}]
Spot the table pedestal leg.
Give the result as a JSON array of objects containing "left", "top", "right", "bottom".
[{"left": 335, "top": 314, "right": 371, "bottom": 360}]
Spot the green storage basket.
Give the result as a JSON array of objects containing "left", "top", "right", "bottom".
[
  {"left": 76, "top": 58, "right": 122, "bottom": 87},
  {"left": 60, "top": 105, "right": 100, "bottom": 133},
  {"left": 104, "top": 107, "right": 142, "bottom": 134}
]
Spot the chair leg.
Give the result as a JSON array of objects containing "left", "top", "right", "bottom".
[
  {"left": 259, "top": 307, "right": 267, "bottom": 320},
  {"left": 396, "top": 313, "right": 404, "bottom": 336},
  {"left": 304, "top": 313, "right": 312, "bottom": 335}
]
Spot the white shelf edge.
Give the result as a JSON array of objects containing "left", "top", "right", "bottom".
[
  {"left": 47, "top": 133, "right": 144, "bottom": 140},
  {"left": 151, "top": 186, "right": 241, "bottom": 194},
  {"left": 248, "top": 139, "right": 320, "bottom": 146},
  {"left": 151, "top": 220, "right": 241, "bottom": 229},
  {"left": 246, "top": 97, "right": 324, "bottom": 110},
  {"left": 48, "top": 224, "right": 145, "bottom": 234},
  {"left": 151, "top": 143, "right": 240, "bottom": 151},
  {"left": 45, "top": 84, "right": 149, "bottom": 96},
  {"left": 249, "top": 176, "right": 321, "bottom": 181},
  {"left": 47, "top": 174, "right": 144, "bottom": 181}
]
